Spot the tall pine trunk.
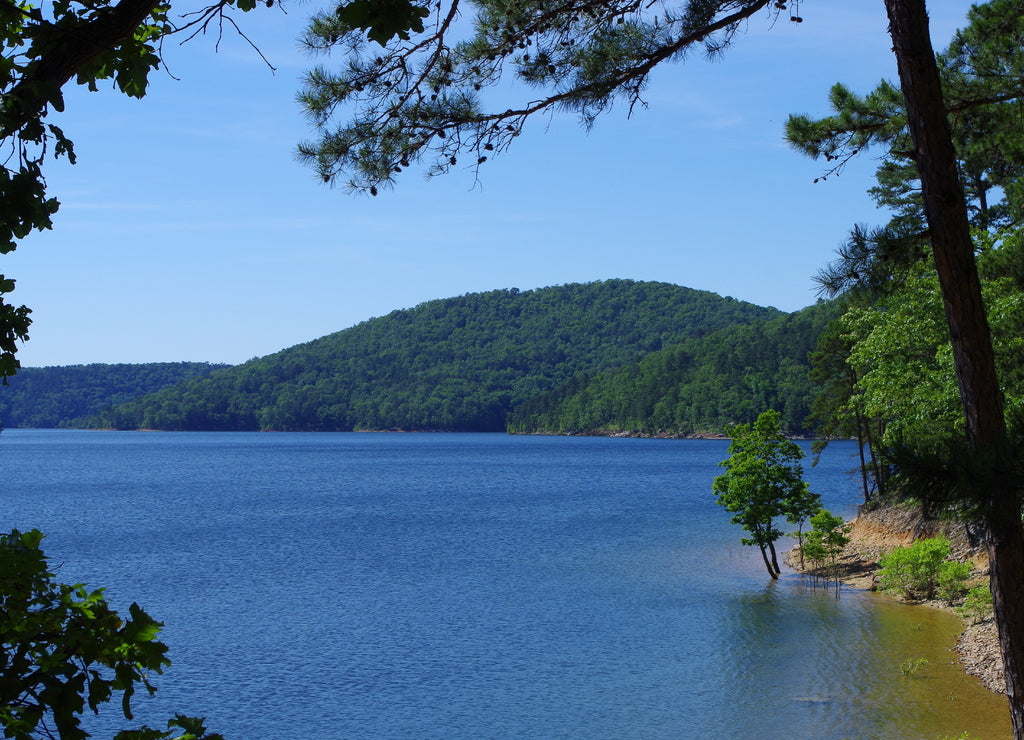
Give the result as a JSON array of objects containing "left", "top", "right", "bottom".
[
  {"left": 884, "top": 0, "right": 1024, "bottom": 735},
  {"left": 854, "top": 411, "right": 870, "bottom": 503}
]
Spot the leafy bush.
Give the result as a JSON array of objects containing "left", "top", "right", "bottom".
[
  {"left": 805, "top": 509, "right": 851, "bottom": 560},
  {"left": 957, "top": 584, "right": 994, "bottom": 623},
  {"left": 936, "top": 560, "right": 973, "bottom": 603},
  {"left": 0, "top": 529, "right": 222, "bottom": 740},
  {"left": 878, "top": 536, "right": 970, "bottom": 600}
]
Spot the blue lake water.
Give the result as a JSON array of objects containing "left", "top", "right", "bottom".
[{"left": 1, "top": 430, "right": 1011, "bottom": 739}]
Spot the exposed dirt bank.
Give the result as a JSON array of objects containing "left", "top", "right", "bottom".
[{"left": 786, "top": 502, "right": 1004, "bottom": 694}]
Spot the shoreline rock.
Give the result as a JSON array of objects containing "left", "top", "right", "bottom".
[
  {"left": 511, "top": 429, "right": 732, "bottom": 439},
  {"left": 786, "top": 502, "right": 1004, "bottom": 694}
]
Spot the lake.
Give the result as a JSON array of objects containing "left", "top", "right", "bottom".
[{"left": 1, "top": 430, "right": 1011, "bottom": 738}]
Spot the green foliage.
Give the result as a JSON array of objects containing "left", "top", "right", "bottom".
[
  {"left": 850, "top": 227, "right": 1024, "bottom": 442},
  {"left": 808, "top": 226, "right": 1024, "bottom": 512},
  {"left": 787, "top": 0, "right": 1024, "bottom": 299},
  {"left": 801, "top": 508, "right": 850, "bottom": 594},
  {"left": 841, "top": 269, "right": 963, "bottom": 449},
  {"left": 797, "top": 4, "right": 1024, "bottom": 516},
  {"left": 936, "top": 560, "right": 973, "bottom": 604},
  {"left": 509, "top": 301, "right": 835, "bottom": 435},
  {"left": 0, "top": 529, "right": 220, "bottom": 740},
  {"left": 806, "top": 298, "right": 893, "bottom": 503},
  {"left": 0, "top": 362, "right": 228, "bottom": 428},
  {"left": 898, "top": 657, "right": 929, "bottom": 677},
  {"left": 115, "top": 715, "right": 224, "bottom": 740},
  {"left": 0, "top": 275, "right": 31, "bottom": 383},
  {"left": 0, "top": 0, "right": 172, "bottom": 254},
  {"left": 0, "top": 0, "right": 276, "bottom": 244},
  {"left": 941, "top": 0, "right": 1024, "bottom": 229},
  {"left": 81, "top": 280, "right": 781, "bottom": 432},
  {"left": 957, "top": 584, "right": 994, "bottom": 624},
  {"left": 332, "top": 0, "right": 429, "bottom": 46},
  {"left": 878, "top": 536, "right": 969, "bottom": 600},
  {"left": 3, "top": 289, "right": 831, "bottom": 435},
  {"left": 713, "top": 409, "right": 819, "bottom": 579},
  {"left": 804, "top": 509, "right": 850, "bottom": 562},
  {"left": 800, "top": 535, "right": 825, "bottom": 565},
  {"left": 297, "top": 0, "right": 786, "bottom": 192},
  {"left": 786, "top": 79, "right": 908, "bottom": 176}
]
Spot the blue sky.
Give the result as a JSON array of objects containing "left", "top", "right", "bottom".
[{"left": 8, "top": 1, "right": 969, "bottom": 367}]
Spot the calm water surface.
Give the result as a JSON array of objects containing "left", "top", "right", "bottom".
[{"left": 2, "top": 431, "right": 1011, "bottom": 739}]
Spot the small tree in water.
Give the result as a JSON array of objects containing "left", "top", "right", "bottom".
[
  {"left": 803, "top": 509, "right": 852, "bottom": 596},
  {"left": 713, "top": 410, "right": 819, "bottom": 579}
]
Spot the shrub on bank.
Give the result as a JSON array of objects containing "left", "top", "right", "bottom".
[
  {"left": 878, "top": 536, "right": 971, "bottom": 602},
  {"left": 957, "top": 584, "right": 994, "bottom": 623}
]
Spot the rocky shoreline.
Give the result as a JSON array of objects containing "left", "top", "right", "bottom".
[
  {"left": 513, "top": 429, "right": 731, "bottom": 439},
  {"left": 786, "top": 502, "right": 1004, "bottom": 694}
]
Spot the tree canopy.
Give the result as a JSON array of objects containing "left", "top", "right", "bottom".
[
  {"left": 713, "top": 409, "right": 819, "bottom": 579},
  {"left": 797, "top": 1, "right": 1024, "bottom": 506},
  {"left": 296, "top": 0, "right": 784, "bottom": 193},
  {"left": 0, "top": 362, "right": 227, "bottom": 428},
  {"left": 75, "top": 280, "right": 783, "bottom": 432},
  {"left": 0, "top": 529, "right": 223, "bottom": 740},
  {"left": 2, "top": 286, "right": 833, "bottom": 435},
  {"left": 786, "top": 0, "right": 1024, "bottom": 297},
  {"left": 508, "top": 300, "right": 834, "bottom": 436}
]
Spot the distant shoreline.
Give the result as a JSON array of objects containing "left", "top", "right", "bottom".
[{"left": 511, "top": 429, "right": 731, "bottom": 439}]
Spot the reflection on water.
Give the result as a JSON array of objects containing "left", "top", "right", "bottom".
[{"left": 721, "top": 575, "right": 1010, "bottom": 739}]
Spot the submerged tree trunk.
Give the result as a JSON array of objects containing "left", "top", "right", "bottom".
[
  {"left": 758, "top": 543, "right": 778, "bottom": 580},
  {"left": 884, "top": 0, "right": 1024, "bottom": 734},
  {"left": 767, "top": 539, "right": 781, "bottom": 577}
]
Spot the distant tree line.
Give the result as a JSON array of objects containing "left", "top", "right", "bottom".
[
  {"left": 80, "top": 281, "right": 785, "bottom": 432},
  {"left": 508, "top": 302, "right": 833, "bottom": 436},
  {"left": 0, "top": 363, "right": 227, "bottom": 429},
  {"left": 0, "top": 280, "right": 838, "bottom": 434}
]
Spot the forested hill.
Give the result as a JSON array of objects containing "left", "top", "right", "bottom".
[
  {"left": 83, "top": 280, "right": 785, "bottom": 432},
  {"left": 507, "top": 301, "right": 836, "bottom": 436},
  {"left": 0, "top": 362, "right": 228, "bottom": 428}
]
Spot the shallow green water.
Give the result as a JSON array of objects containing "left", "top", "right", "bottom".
[{"left": 779, "top": 578, "right": 1010, "bottom": 740}]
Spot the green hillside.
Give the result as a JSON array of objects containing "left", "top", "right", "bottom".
[
  {"left": 0, "top": 363, "right": 228, "bottom": 428},
  {"left": 84, "top": 280, "right": 783, "bottom": 432},
  {"left": 507, "top": 302, "right": 836, "bottom": 436}
]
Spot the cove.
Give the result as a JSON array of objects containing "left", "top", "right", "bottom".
[{"left": 2, "top": 430, "right": 1011, "bottom": 738}]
